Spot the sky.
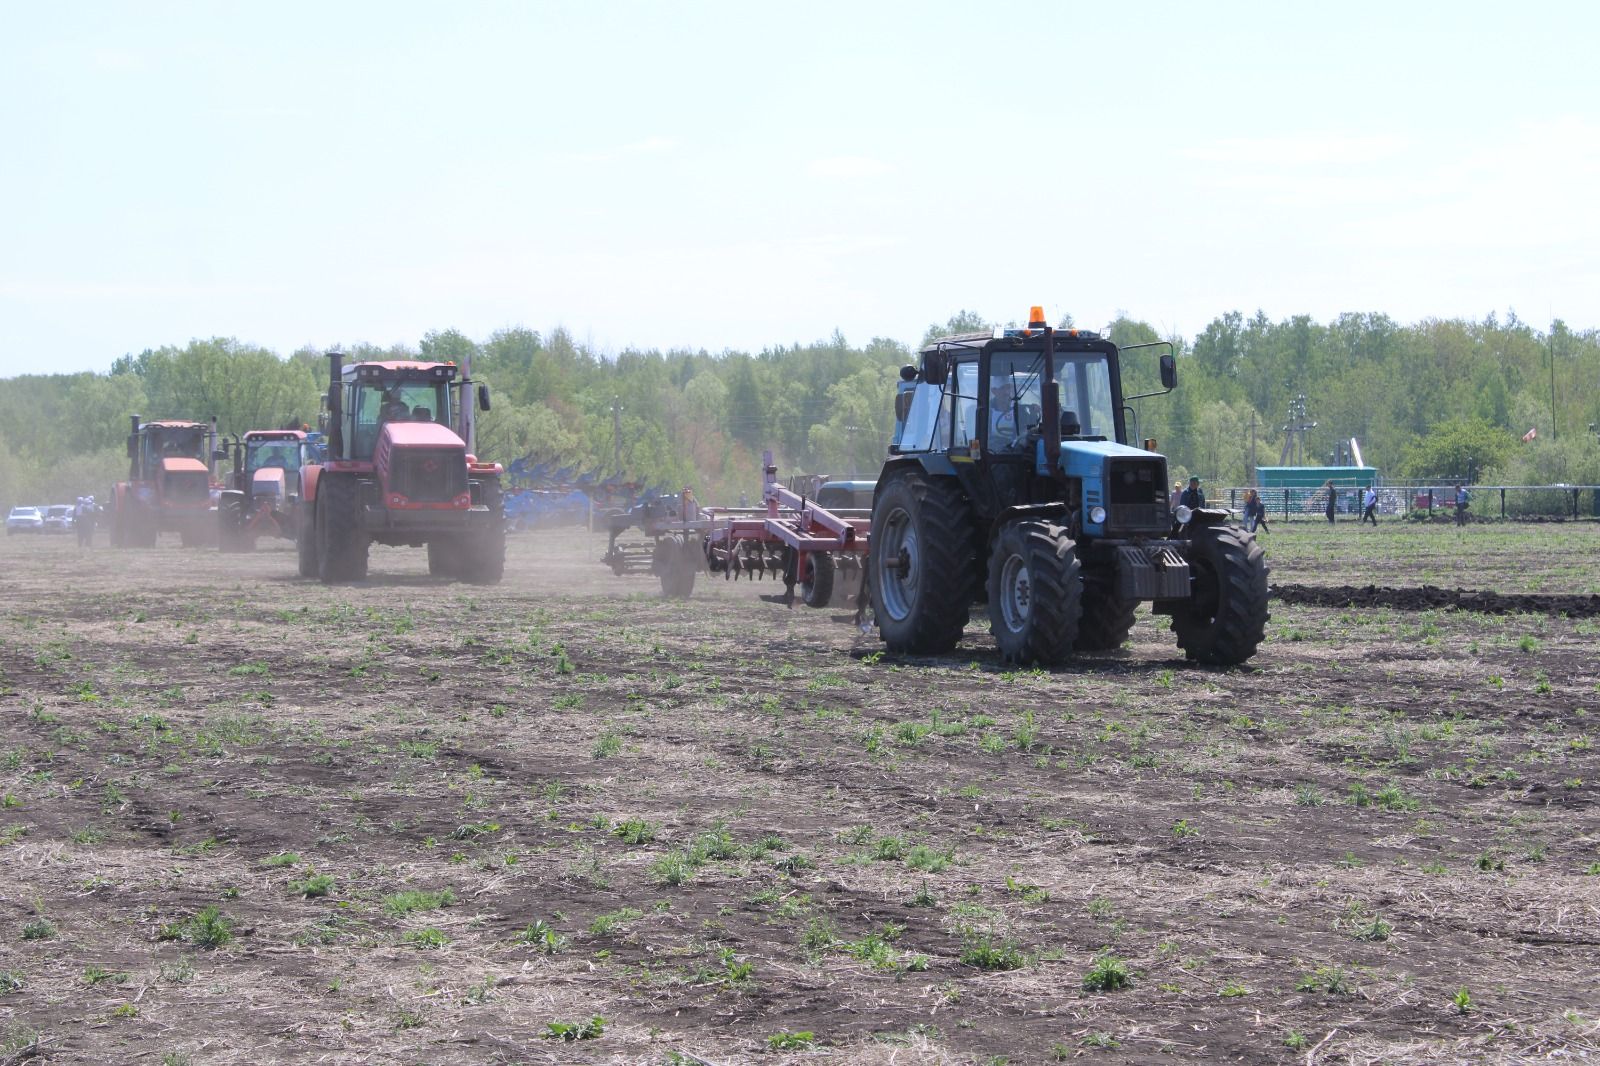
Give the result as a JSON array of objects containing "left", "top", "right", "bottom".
[{"left": 2, "top": 1, "right": 1597, "bottom": 376}]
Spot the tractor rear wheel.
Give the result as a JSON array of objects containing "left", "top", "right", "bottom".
[
  {"left": 316, "top": 475, "right": 368, "bottom": 583},
  {"left": 870, "top": 471, "right": 976, "bottom": 655},
  {"left": 1075, "top": 574, "right": 1139, "bottom": 651},
  {"left": 1170, "top": 525, "right": 1269, "bottom": 665},
  {"left": 801, "top": 552, "right": 835, "bottom": 608},
  {"left": 296, "top": 503, "right": 319, "bottom": 577},
  {"left": 987, "top": 520, "right": 1083, "bottom": 666}
]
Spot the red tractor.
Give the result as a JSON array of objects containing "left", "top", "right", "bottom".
[
  {"left": 217, "top": 429, "right": 307, "bottom": 552},
  {"left": 111, "top": 416, "right": 222, "bottom": 548},
  {"left": 297, "top": 352, "right": 504, "bottom": 583}
]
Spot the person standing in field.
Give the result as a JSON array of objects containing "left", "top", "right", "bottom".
[
  {"left": 1455, "top": 483, "right": 1470, "bottom": 526},
  {"left": 1362, "top": 485, "right": 1378, "bottom": 526},
  {"left": 1180, "top": 476, "right": 1206, "bottom": 510},
  {"left": 75, "top": 495, "right": 96, "bottom": 547},
  {"left": 1244, "top": 488, "right": 1269, "bottom": 533},
  {"left": 1324, "top": 480, "right": 1337, "bottom": 524},
  {"left": 1170, "top": 481, "right": 1184, "bottom": 512}
]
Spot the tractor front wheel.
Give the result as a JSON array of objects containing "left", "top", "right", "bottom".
[
  {"left": 458, "top": 481, "right": 507, "bottom": 585},
  {"left": 426, "top": 539, "right": 456, "bottom": 578},
  {"left": 316, "top": 475, "right": 368, "bottom": 583},
  {"left": 987, "top": 520, "right": 1083, "bottom": 666},
  {"left": 296, "top": 503, "right": 320, "bottom": 577},
  {"left": 1075, "top": 574, "right": 1139, "bottom": 652},
  {"left": 218, "top": 500, "right": 243, "bottom": 553},
  {"left": 870, "top": 472, "right": 976, "bottom": 655},
  {"left": 1170, "top": 526, "right": 1269, "bottom": 665}
]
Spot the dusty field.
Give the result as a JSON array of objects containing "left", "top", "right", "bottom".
[{"left": 1, "top": 522, "right": 1598, "bottom": 1065}]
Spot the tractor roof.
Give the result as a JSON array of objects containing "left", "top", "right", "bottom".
[
  {"left": 144, "top": 420, "right": 209, "bottom": 429},
  {"left": 343, "top": 360, "right": 455, "bottom": 373},
  {"left": 243, "top": 429, "right": 306, "bottom": 440},
  {"left": 919, "top": 328, "right": 1106, "bottom": 357}
]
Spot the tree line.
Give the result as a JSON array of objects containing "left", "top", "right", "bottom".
[{"left": 2, "top": 309, "right": 1597, "bottom": 509}]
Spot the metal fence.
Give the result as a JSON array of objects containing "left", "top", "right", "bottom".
[{"left": 1214, "top": 485, "right": 1600, "bottom": 521}]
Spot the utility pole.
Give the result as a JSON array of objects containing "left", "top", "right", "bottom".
[
  {"left": 1249, "top": 409, "right": 1257, "bottom": 485},
  {"left": 843, "top": 425, "right": 864, "bottom": 477},
  {"left": 610, "top": 398, "right": 624, "bottom": 473},
  {"left": 1549, "top": 328, "right": 1558, "bottom": 440}
]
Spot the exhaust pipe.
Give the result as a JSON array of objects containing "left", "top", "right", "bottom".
[
  {"left": 209, "top": 416, "right": 219, "bottom": 478},
  {"left": 326, "top": 350, "right": 344, "bottom": 459}
]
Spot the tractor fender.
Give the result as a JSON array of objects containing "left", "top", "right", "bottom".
[
  {"left": 872, "top": 455, "right": 960, "bottom": 508},
  {"left": 1185, "top": 507, "right": 1234, "bottom": 531},
  {"left": 301, "top": 465, "right": 323, "bottom": 505}
]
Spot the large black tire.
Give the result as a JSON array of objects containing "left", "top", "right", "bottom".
[
  {"left": 458, "top": 479, "right": 506, "bottom": 585},
  {"left": 987, "top": 520, "right": 1083, "bottom": 666},
  {"left": 1075, "top": 574, "right": 1139, "bottom": 652},
  {"left": 870, "top": 471, "right": 976, "bottom": 655},
  {"left": 296, "top": 502, "right": 319, "bottom": 578},
  {"left": 655, "top": 534, "right": 698, "bottom": 599},
  {"left": 801, "top": 552, "right": 835, "bottom": 609},
  {"left": 1170, "top": 525, "right": 1270, "bottom": 665},
  {"left": 316, "top": 475, "right": 368, "bottom": 583},
  {"left": 218, "top": 500, "right": 243, "bottom": 553},
  {"left": 426, "top": 539, "right": 456, "bottom": 578}
]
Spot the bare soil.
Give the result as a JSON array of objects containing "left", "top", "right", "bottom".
[{"left": 1, "top": 523, "right": 1597, "bottom": 1065}]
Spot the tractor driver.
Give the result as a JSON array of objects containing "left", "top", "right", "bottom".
[
  {"left": 379, "top": 390, "right": 410, "bottom": 424},
  {"left": 989, "top": 376, "right": 1020, "bottom": 446}
]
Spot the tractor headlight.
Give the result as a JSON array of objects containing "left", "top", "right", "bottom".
[
  {"left": 1088, "top": 505, "right": 1107, "bottom": 525},
  {"left": 1174, "top": 504, "right": 1193, "bottom": 525}
]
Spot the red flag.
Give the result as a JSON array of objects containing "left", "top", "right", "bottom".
[{"left": 1522, "top": 427, "right": 1538, "bottom": 442}]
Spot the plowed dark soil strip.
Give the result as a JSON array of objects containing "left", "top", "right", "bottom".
[{"left": 1272, "top": 582, "right": 1600, "bottom": 617}]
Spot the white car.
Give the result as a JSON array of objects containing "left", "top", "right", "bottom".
[
  {"left": 43, "top": 505, "right": 74, "bottom": 533},
  {"left": 6, "top": 506, "right": 44, "bottom": 534}
]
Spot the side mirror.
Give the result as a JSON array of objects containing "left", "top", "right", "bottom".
[
  {"left": 899, "top": 364, "right": 917, "bottom": 382},
  {"left": 212, "top": 449, "right": 228, "bottom": 462},
  {"left": 477, "top": 383, "right": 491, "bottom": 412},
  {"left": 1159, "top": 353, "right": 1177, "bottom": 391},
  {"left": 923, "top": 350, "right": 950, "bottom": 387}
]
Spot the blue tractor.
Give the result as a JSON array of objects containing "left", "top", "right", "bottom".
[{"left": 869, "top": 307, "right": 1268, "bottom": 666}]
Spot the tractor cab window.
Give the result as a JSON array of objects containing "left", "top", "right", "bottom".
[
  {"left": 352, "top": 380, "right": 451, "bottom": 455},
  {"left": 990, "top": 351, "right": 1118, "bottom": 442},
  {"left": 150, "top": 427, "right": 207, "bottom": 460},
  {"left": 247, "top": 440, "right": 300, "bottom": 473},
  {"left": 947, "top": 361, "right": 979, "bottom": 450}
]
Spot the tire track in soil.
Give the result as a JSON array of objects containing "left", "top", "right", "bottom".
[{"left": 1272, "top": 583, "right": 1600, "bottom": 617}]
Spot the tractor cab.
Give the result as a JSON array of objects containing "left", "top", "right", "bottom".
[
  {"left": 236, "top": 430, "right": 307, "bottom": 501},
  {"left": 327, "top": 361, "right": 460, "bottom": 462},
  {"left": 871, "top": 306, "right": 1268, "bottom": 667},
  {"left": 891, "top": 314, "right": 1176, "bottom": 541},
  {"left": 126, "top": 418, "right": 216, "bottom": 505}
]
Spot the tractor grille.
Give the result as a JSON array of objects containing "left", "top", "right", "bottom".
[
  {"left": 164, "top": 470, "right": 211, "bottom": 501},
  {"left": 1106, "top": 457, "right": 1170, "bottom": 532},
  {"left": 389, "top": 448, "right": 467, "bottom": 503}
]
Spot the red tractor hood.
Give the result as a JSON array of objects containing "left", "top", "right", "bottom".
[
  {"left": 161, "top": 457, "right": 209, "bottom": 474},
  {"left": 383, "top": 422, "right": 465, "bottom": 448}
]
